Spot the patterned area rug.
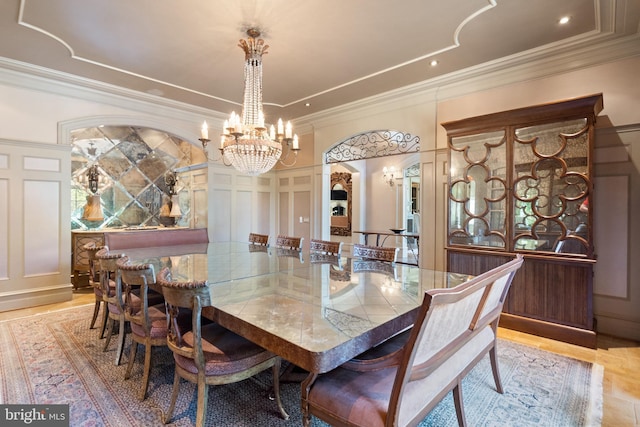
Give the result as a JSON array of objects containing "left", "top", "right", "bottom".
[{"left": 0, "top": 305, "right": 602, "bottom": 426}]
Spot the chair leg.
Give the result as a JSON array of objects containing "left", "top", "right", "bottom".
[
  {"left": 271, "top": 359, "right": 289, "bottom": 420},
  {"left": 452, "top": 379, "right": 467, "bottom": 427},
  {"left": 139, "top": 342, "right": 152, "bottom": 401},
  {"left": 489, "top": 345, "right": 504, "bottom": 394},
  {"left": 89, "top": 300, "right": 101, "bottom": 329},
  {"left": 163, "top": 370, "right": 181, "bottom": 424},
  {"left": 115, "top": 317, "right": 126, "bottom": 365},
  {"left": 125, "top": 340, "right": 138, "bottom": 380},
  {"left": 99, "top": 306, "right": 109, "bottom": 339},
  {"left": 301, "top": 373, "right": 318, "bottom": 427},
  {"left": 103, "top": 318, "right": 114, "bottom": 351},
  {"left": 195, "top": 377, "right": 209, "bottom": 427}
]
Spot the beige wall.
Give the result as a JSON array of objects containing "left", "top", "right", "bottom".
[
  {"left": 307, "top": 56, "right": 640, "bottom": 341},
  {"left": 0, "top": 52, "right": 638, "bottom": 340}
]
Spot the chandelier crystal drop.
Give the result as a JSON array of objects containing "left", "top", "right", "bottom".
[{"left": 200, "top": 28, "right": 299, "bottom": 176}]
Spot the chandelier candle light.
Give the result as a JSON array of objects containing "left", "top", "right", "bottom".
[{"left": 199, "top": 28, "right": 300, "bottom": 176}]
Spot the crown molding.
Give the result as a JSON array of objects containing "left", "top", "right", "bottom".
[
  {"left": 0, "top": 57, "right": 226, "bottom": 122},
  {"left": 297, "top": 31, "right": 640, "bottom": 129}
]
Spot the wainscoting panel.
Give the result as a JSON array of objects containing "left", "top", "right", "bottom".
[
  {"left": 593, "top": 175, "right": 629, "bottom": 298},
  {"left": 236, "top": 191, "right": 253, "bottom": 243},
  {"left": 24, "top": 180, "right": 60, "bottom": 276},
  {"left": 212, "top": 189, "right": 231, "bottom": 242},
  {"left": 0, "top": 139, "right": 71, "bottom": 312},
  {"left": 0, "top": 179, "right": 7, "bottom": 280}
]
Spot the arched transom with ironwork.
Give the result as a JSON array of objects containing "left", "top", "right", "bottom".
[{"left": 325, "top": 130, "right": 420, "bottom": 164}]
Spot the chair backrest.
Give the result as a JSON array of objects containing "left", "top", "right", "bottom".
[
  {"left": 275, "top": 235, "right": 304, "bottom": 250},
  {"left": 116, "top": 257, "right": 156, "bottom": 328},
  {"left": 248, "top": 232, "right": 269, "bottom": 246},
  {"left": 156, "top": 267, "right": 210, "bottom": 365},
  {"left": 309, "top": 239, "right": 343, "bottom": 256},
  {"left": 352, "top": 243, "right": 398, "bottom": 263},
  {"left": 84, "top": 241, "right": 106, "bottom": 284},
  {"left": 388, "top": 255, "right": 524, "bottom": 426},
  {"left": 95, "top": 247, "right": 126, "bottom": 301},
  {"left": 104, "top": 228, "right": 209, "bottom": 250}
]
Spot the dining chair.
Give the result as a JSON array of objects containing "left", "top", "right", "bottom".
[
  {"left": 96, "top": 247, "right": 129, "bottom": 365},
  {"left": 301, "top": 255, "right": 524, "bottom": 427},
  {"left": 248, "top": 232, "right": 270, "bottom": 246},
  {"left": 275, "top": 235, "right": 304, "bottom": 250},
  {"left": 156, "top": 267, "right": 289, "bottom": 426},
  {"left": 352, "top": 243, "right": 399, "bottom": 263},
  {"left": 309, "top": 238, "right": 343, "bottom": 256},
  {"left": 117, "top": 257, "right": 170, "bottom": 401},
  {"left": 84, "top": 241, "right": 108, "bottom": 332}
]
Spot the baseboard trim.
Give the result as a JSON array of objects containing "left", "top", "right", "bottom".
[
  {"left": 0, "top": 285, "right": 73, "bottom": 312},
  {"left": 500, "top": 313, "right": 597, "bottom": 348}
]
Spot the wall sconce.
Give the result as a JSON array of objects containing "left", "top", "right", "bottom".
[
  {"left": 164, "top": 171, "right": 178, "bottom": 196},
  {"left": 86, "top": 164, "right": 100, "bottom": 194},
  {"left": 382, "top": 166, "right": 397, "bottom": 187},
  {"left": 83, "top": 165, "right": 104, "bottom": 221},
  {"left": 164, "top": 171, "right": 182, "bottom": 224}
]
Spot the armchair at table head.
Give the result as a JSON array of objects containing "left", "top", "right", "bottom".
[
  {"left": 352, "top": 243, "right": 398, "bottom": 263},
  {"left": 156, "top": 267, "right": 288, "bottom": 427},
  {"left": 275, "top": 235, "right": 304, "bottom": 250},
  {"left": 248, "top": 232, "right": 269, "bottom": 246}
]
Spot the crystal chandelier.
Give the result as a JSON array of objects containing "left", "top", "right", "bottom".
[{"left": 199, "top": 28, "right": 299, "bottom": 176}]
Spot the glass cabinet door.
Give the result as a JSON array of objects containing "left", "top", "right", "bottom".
[
  {"left": 445, "top": 97, "right": 597, "bottom": 258},
  {"left": 448, "top": 130, "right": 507, "bottom": 249},
  {"left": 513, "top": 119, "right": 591, "bottom": 255}
]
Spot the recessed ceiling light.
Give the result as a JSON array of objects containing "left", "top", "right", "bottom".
[
  {"left": 559, "top": 16, "right": 570, "bottom": 25},
  {"left": 305, "top": 103, "right": 310, "bottom": 107},
  {"left": 430, "top": 60, "right": 439, "bottom": 67}
]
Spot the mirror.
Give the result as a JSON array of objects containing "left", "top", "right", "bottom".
[
  {"left": 70, "top": 125, "right": 203, "bottom": 230},
  {"left": 513, "top": 118, "right": 590, "bottom": 254},
  {"left": 330, "top": 172, "right": 352, "bottom": 236},
  {"left": 448, "top": 130, "right": 507, "bottom": 248}
]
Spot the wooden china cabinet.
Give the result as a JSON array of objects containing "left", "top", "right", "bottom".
[{"left": 442, "top": 94, "right": 603, "bottom": 348}]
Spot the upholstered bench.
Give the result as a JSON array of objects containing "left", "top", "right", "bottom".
[{"left": 302, "top": 255, "right": 524, "bottom": 427}]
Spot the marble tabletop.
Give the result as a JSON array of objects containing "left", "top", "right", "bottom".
[{"left": 125, "top": 241, "right": 472, "bottom": 373}]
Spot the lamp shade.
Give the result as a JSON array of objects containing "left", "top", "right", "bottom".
[
  {"left": 82, "top": 194, "right": 104, "bottom": 221},
  {"left": 169, "top": 195, "right": 182, "bottom": 218}
]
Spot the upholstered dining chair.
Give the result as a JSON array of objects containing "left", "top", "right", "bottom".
[
  {"left": 156, "top": 267, "right": 289, "bottom": 427},
  {"left": 248, "top": 232, "right": 270, "bottom": 246},
  {"left": 95, "top": 247, "right": 129, "bottom": 365},
  {"left": 275, "top": 235, "right": 304, "bottom": 250},
  {"left": 301, "top": 255, "right": 524, "bottom": 427},
  {"left": 309, "top": 238, "right": 343, "bottom": 256},
  {"left": 352, "top": 243, "right": 399, "bottom": 263},
  {"left": 117, "top": 257, "right": 169, "bottom": 401},
  {"left": 84, "top": 241, "right": 109, "bottom": 332}
]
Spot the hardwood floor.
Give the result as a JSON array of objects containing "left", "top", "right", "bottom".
[{"left": 2, "top": 288, "right": 639, "bottom": 426}]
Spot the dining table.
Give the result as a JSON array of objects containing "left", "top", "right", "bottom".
[{"left": 123, "top": 241, "right": 472, "bottom": 374}]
